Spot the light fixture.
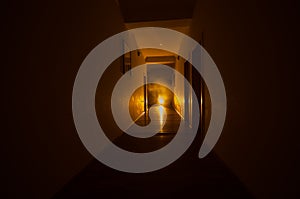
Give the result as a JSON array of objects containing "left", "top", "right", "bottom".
[{"left": 158, "top": 96, "right": 164, "bottom": 105}]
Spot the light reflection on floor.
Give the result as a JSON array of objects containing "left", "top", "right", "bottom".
[
  {"left": 158, "top": 105, "right": 164, "bottom": 128},
  {"left": 134, "top": 105, "right": 181, "bottom": 134}
]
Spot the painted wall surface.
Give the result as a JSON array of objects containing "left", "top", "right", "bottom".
[
  {"left": 96, "top": 57, "right": 125, "bottom": 140},
  {"left": 189, "top": 0, "right": 299, "bottom": 198},
  {"left": 129, "top": 50, "right": 146, "bottom": 121},
  {"left": 174, "top": 58, "right": 185, "bottom": 116},
  {"left": 3, "top": 1, "right": 125, "bottom": 198}
]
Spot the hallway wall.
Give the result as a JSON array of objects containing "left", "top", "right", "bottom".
[
  {"left": 174, "top": 57, "right": 185, "bottom": 116},
  {"left": 128, "top": 50, "right": 146, "bottom": 121},
  {"left": 189, "top": 0, "right": 299, "bottom": 198},
  {"left": 3, "top": 1, "right": 125, "bottom": 198}
]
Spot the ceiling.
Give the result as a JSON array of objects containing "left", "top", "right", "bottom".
[
  {"left": 125, "top": 18, "right": 191, "bottom": 35},
  {"left": 118, "top": 0, "right": 195, "bottom": 59},
  {"left": 141, "top": 49, "right": 175, "bottom": 58},
  {"left": 118, "top": 0, "right": 196, "bottom": 22}
]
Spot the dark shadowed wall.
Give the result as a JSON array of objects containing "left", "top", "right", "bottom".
[
  {"left": 189, "top": 0, "right": 299, "bottom": 198},
  {"left": 2, "top": 1, "right": 125, "bottom": 198}
]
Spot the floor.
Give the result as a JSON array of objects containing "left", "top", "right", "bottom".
[{"left": 54, "top": 107, "right": 253, "bottom": 198}]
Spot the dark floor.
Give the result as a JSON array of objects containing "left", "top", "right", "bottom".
[{"left": 54, "top": 107, "right": 253, "bottom": 199}]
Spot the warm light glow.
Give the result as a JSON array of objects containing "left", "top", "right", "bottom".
[
  {"left": 158, "top": 96, "right": 164, "bottom": 105},
  {"left": 159, "top": 105, "right": 164, "bottom": 126}
]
